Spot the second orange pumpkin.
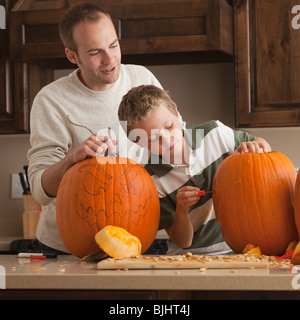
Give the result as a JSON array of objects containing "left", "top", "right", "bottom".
[
  {"left": 213, "top": 151, "right": 297, "bottom": 256},
  {"left": 294, "top": 170, "right": 300, "bottom": 238}
]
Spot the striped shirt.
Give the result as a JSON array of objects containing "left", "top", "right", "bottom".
[{"left": 145, "top": 120, "right": 255, "bottom": 255}]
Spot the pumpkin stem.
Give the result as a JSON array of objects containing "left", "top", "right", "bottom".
[
  {"left": 67, "top": 115, "right": 94, "bottom": 135},
  {"left": 67, "top": 115, "right": 116, "bottom": 157}
]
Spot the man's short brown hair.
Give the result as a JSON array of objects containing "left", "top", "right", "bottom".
[
  {"left": 59, "top": 3, "right": 112, "bottom": 53},
  {"left": 118, "top": 85, "right": 177, "bottom": 132}
]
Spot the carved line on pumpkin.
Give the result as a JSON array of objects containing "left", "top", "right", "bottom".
[
  {"left": 79, "top": 162, "right": 146, "bottom": 195},
  {"left": 73, "top": 191, "right": 152, "bottom": 229},
  {"left": 79, "top": 164, "right": 113, "bottom": 195},
  {"left": 71, "top": 159, "right": 154, "bottom": 232},
  {"left": 111, "top": 193, "right": 122, "bottom": 205},
  {"left": 79, "top": 163, "right": 113, "bottom": 180},
  {"left": 119, "top": 164, "right": 145, "bottom": 195}
]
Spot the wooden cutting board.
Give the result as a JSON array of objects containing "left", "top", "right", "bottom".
[{"left": 97, "top": 254, "right": 269, "bottom": 270}]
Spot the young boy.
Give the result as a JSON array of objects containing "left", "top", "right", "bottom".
[{"left": 118, "top": 85, "right": 271, "bottom": 255}]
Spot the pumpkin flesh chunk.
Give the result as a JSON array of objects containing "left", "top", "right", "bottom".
[{"left": 95, "top": 225, "right": 142, "bottom": 258}]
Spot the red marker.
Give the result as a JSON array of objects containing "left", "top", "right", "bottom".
[
  {"left": 30, "top": 255, "right": 46, "bottom": 260},
  {"left": 198, "top": 190, "right": 206, "bottom": 196},
  {"left": 198, "top": 190, "right": 212, "bottom": 197}
]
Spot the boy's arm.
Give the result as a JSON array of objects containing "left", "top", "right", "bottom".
[
  {"left": 233, "top": 137, "right": 271, "bottom": 155},
  {"left": 165, "top": 186, "right": 200, "bottom": 249}
]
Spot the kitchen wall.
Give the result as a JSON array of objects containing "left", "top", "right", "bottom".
[
  {"left": 1, "top": 63, "right": 299, "bottom": 239},
  {"left": 148, "top": 64, "right": 300, "bottom": 167},
  {"left": 0, "top": 134, "right": 31, "bottom": 238}
]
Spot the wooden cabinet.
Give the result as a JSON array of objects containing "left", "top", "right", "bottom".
[
  {"left": 0, "top": 0, "right": 234, "bottom": 134},
  {"left": 235, "top": 0, "right": 300, "bottom": 127},
  {"left": 9, "top": 0, "right": 233, "bottom": 68},
  {"left": 4, "top": 0, "right": 300, "bottom": 132},
  {"left": 1, "top": 0, "right": 234, "bottom": 134},
  {"left": 0, "top": 0, "right": 53, "bottom": 133},
  {"left": 0, "top": 0, "right": 23, "bottom": 134}
]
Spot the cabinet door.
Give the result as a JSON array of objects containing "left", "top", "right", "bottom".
[
  {"left": 0, "top": 0, "right": 53, "bottom": 134},
  {"left": 235, "top": 0, "right": 300, "bottom": 127},
  {"left": 0, "top": 0, "right": 32, "bottom": 133},
  {"left": 9, "top": 0, "right": 233, "bottom": 67},
  {"left": 0, "top": 0, "right": 15, "bottom": 133}
]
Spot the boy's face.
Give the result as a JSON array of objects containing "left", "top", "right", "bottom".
[{"left": 129, "top": 105, "right": 184, "bottom": 164}]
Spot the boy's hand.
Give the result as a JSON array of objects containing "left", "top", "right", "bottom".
[
  {"left": 232, "top": 137, "right": 271, "bottom": 155},
  {"left": 176, "top": 186, "right": 200, "bottom": 213}
]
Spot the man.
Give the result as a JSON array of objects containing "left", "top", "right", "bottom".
[{"left": 27, "top": 3, "right": 184, "bottom": 253}]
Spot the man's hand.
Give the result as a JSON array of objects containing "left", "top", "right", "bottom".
[
  {"left": 68, "top": 132, "right": 118, "bottom": 164},
  {"left": 41, "top": 132, "right": 118, "bottom": 197}
]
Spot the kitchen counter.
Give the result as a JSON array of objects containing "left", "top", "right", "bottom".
[{"left": 1, "top": 254, "right": 300, "bottom": 300}]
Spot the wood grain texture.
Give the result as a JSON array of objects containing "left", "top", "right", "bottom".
[
  {"left": 235, "top": 0, "right": 300, "bottom": 127},
  {"left": 97, "top": 254, "right": 269, "bottom": 269}
]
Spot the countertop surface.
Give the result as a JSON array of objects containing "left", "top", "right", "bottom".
[{"left": 0, "top": 254, "right": 300, "bottom": 292}]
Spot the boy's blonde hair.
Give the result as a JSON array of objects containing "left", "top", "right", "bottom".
[{"left": 118, "top": 85, "right": 177, "bottom": 133}]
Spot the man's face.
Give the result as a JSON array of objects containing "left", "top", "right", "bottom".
[
  {"left": 129, "top": 105, "right": 185, "bottom": 164},
  {"left": 68, "top": 15, "right": 121, "bottom": 91}
]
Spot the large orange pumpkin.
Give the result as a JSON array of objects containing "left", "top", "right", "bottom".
[
  {"left": 56, "top": 156, "right": 160, "bottom": 258},
  {"left": 294, "top": 170, "right": 300, "bottom": 236},
  {"left": 213, "top": 151, "right": 297, "bottom": 256}
]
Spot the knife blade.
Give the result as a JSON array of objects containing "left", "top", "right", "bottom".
[
  {"left": 19, "top": 172, "right": 28, "bottom": 195},
  {"left": 104, "top": 127, "right": 119, "bottom": 157},
  {"left": 23, "top": 165, "right": 30, "bottom": 192}
]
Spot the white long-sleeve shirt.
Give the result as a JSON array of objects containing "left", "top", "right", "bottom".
[{"left": 27, "top": 64, "right": 164, "bottom": 252}]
